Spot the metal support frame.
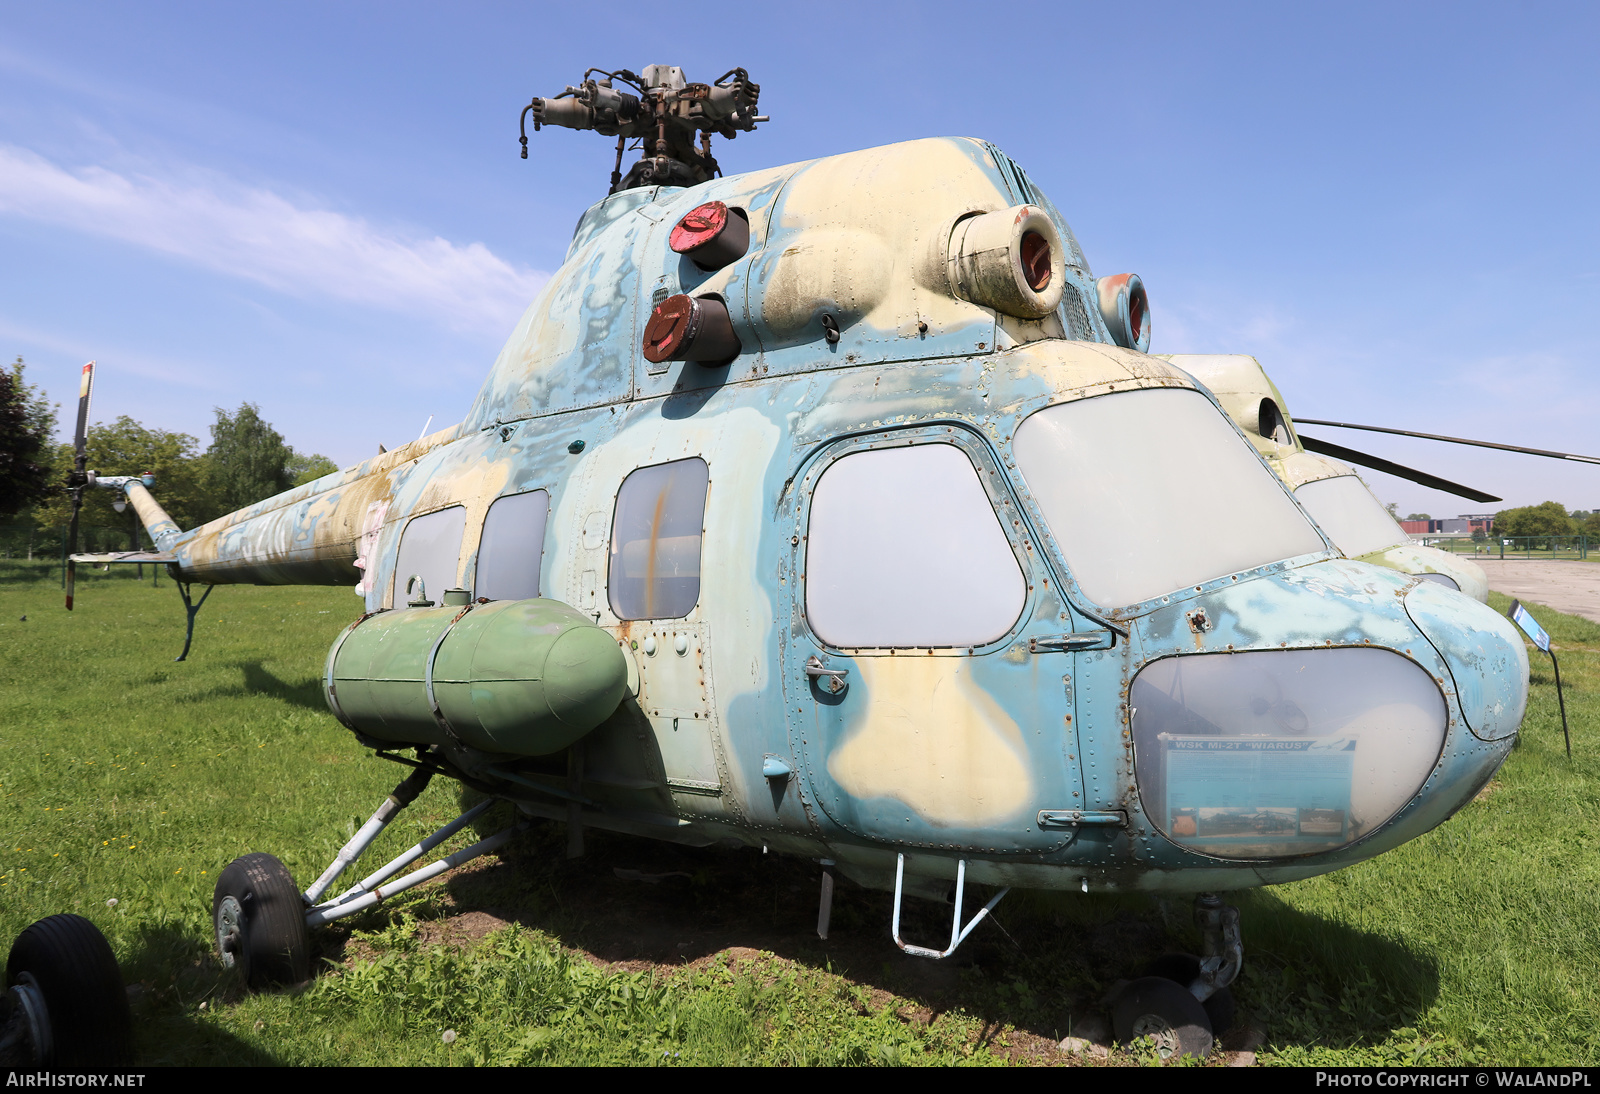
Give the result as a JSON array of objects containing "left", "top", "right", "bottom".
[
  {"left": 305, "top": 811, "right": 523, "bottom": 928},
  {"left": 302, "top": 768, "right": 435, "bottom": 904},
  {"left": 891, "top": 853, "right": 1009, "bottom": 960},
  {"left": 296, "top": 766, "right": 528, "bottom": 929},
  {"left": 173, "top": 581, "right": 214, "bottom": 662},
  {"left": 1188, "top": 892, "right": 1243, "bottom": 1001},
  {"left": 817, "top": 859, "right": 835, "bottom": 940},
  {"left": 1549, "top": 647, "right": 1572, "bottom": 758}
]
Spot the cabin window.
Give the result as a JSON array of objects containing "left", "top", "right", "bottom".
[
  {"left": 392, "top": 505, "right": 466, "bottom": 607},
  {"left": 1293, "top": 476, "right": 1406, "bottom": 559},
  {"left": 608, "top": 458, "right": 709, "bottom": 620},
  {"left": 475, "top": 490, "right": 550, "bottom": 601},
  {"left": 1012, "top": 388, "right": 1325, "bottom": 609},
  {"left": 805, "top": 443, "right": 1026, "bottom": 648}
]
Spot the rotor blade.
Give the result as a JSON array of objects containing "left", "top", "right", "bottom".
[
  {"left": 1295, "top": 419, "right": 1600, "bottom": 467},
  {"left": 73, "top": 361, "right": 95, "bottom": 461},
  {"left": 1298, "top": 433, "right": 1502, "bottom": 503}
]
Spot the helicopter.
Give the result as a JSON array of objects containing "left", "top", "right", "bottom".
[
  {"left": 64, "top": 64, "right": 1532, "bottom": 1058},
  {"left": 1162, "top": 354, "right": 1491, "bottom": 601}
]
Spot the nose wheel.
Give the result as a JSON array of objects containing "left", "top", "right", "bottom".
[
  {"left": 1112, "top": 976, "right": 1214, "bottom": 1059},
  {"left": 1141, "top": 951, "right": 1236, "bottom": 1034},
  {"left": 1109, "top": 892, "right": 1242, "bottom": 1059}
]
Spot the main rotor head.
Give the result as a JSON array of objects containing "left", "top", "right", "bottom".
[{"left": 519, "top": 65, "right": 766, "bottom": 194}]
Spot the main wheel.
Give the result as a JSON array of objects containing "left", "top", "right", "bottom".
[
  {"left": 213, "top": 853, "right": 310, "bottom": 990},
  {"left": 1112, "top": 976, "right": 1213, "bottom": 1060},
  {"left": 6, "top": 915, "right": 133, "bottom": 1067},
  {"left": 1143, "top": 952, "right": 1237, "bottom": 1034}
]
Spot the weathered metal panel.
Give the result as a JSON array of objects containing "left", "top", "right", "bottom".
[{"left": 115, "top": 135, "right": 1529, "bottom": 899}]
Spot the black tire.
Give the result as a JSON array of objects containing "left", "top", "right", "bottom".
[
  {"left": 1112, "top": 975, "right": 1213, "bottom": 1060},
  {"left": 1143, "top": 951, "right": 1237, "bottom": 1035},
  {"left": 213, "top": 853, "right": 310, "bottom": 990},
  {"left": 6, "top": 914, "right": 133, "bottom": 1067}
]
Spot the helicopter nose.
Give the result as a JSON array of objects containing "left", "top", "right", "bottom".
[{"left": 1403, "top": 579, "right": 1529, "bottom": 742}]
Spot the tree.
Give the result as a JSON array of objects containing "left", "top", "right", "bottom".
[
  {"left": 33, "top": 417, "right": 215, "bottom": 543},
  {"left": 286, "top": 450, "right": 339, "bottom": 487},
  {"left": 1404, "top": 512, "right": 1431, "bottom": 522},
  {"left": 206, "top": 404, "right": 293, "bottom": 513},
  {"left": 0, "top": 356, "right": 59, "bottom": 520},
  {"left": 1494, "top": 501, "right": 1576, "bottom": 538}
]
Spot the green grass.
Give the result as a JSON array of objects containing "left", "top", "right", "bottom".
[{"left": 1, "top": 560, "right": 1595, "bottom": 1066}]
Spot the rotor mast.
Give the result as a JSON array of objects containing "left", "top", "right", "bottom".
[{"left": 519, "top": 65, "right": 767, "bottom": 194}]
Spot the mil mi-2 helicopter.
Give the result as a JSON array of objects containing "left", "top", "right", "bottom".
[{"left": 66, "top": 64, "right": 1532, "bottom": 1058}]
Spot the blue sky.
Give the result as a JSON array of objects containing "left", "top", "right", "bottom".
[{"left": 2, "top": 1, "right": 1596, "bottom": 517}]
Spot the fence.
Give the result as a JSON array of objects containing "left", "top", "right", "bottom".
[{"left": 1418, "top": 535, "right": 1591, "bottom": 560}]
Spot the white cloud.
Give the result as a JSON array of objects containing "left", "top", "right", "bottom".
[{"left": 0, "top": 144, "right": 548, "bottom": 333}]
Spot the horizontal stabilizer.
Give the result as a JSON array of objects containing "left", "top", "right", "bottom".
[{"left": 70, "top": 551, "right": 178, "bottom": 566}]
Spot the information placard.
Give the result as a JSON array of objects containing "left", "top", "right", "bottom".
[{"left": 1162, "top": 734, "right": 1355, "bottom": 851}]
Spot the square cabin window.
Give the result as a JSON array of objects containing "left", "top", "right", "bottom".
[
  {"left": 805, "top": 443, "right": 1026, "bottom": 648},
  {"left": 475, "top": 490, "right": 550, "bottom": 602},
  {"left": 608, "top": 458, "right": 710, "bottom": 620},
  {"left": 392, "top": 505, "right": 466, "bottom": 607}
]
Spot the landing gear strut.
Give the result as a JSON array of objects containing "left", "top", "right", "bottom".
[{"left": 214, "top": 765, "right": 529, "bottom": 992}]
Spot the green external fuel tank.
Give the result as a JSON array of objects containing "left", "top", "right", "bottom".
[{"left": 324, "top": 597, "right": 629, "bottom": 756}]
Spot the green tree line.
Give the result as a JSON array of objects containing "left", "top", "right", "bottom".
[
  {"left": 1494, "top": 501, "right": 1600, "bottom": 539},
  {"left": 1400, "top": 504, "right": 1598, "bottom": 539},
  {"left": 1, "top": 356, "right": 339, "bottom": 558}
]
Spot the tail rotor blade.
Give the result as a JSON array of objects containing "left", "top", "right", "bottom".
[
  {"left": 73, "top": 361, "right": 95, "bottom": 460},
  {"left": 1298, "top": 433, "right": 1502, "bottom": 503}
]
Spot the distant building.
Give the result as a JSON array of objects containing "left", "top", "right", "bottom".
[{"left": 1401, "top": 514, "right": 1494, "bottom": 536}]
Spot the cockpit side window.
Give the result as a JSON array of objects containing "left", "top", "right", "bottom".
[
  {"left": 475, "top": 490, "right": 550, "bottom": 601},
  {"left": 392, "top": 505, "right": 467, "bottom": 607},
  {"left": 805, "top": 443, "right": 1026, "bottom": 648},
  {"left": 608, "top": 458, "right": 709, "bottom": 620}
]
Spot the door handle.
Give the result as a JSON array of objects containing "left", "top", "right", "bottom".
[
  {"left": 805, "top": 656, "right": 849, "bottom": 695},
  {"left": 1028, "top": 630, "right": 1114, "bottom": 653}
]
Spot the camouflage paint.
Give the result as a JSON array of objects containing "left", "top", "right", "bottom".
[{"left": 127, "top": 138, "right": 1525, "bottom": 896}]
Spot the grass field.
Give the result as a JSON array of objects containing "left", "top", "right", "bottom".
[{"left": 1, "top": 559, "right": 1595, "bottom": 1066}]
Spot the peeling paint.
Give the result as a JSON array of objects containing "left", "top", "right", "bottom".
[{"left": 109, "top": 136, "right": 1528, "bottom": 900}]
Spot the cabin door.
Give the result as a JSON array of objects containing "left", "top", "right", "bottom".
[{"left": 783, "top": 429, "right": 1085, "bottom": 854}]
